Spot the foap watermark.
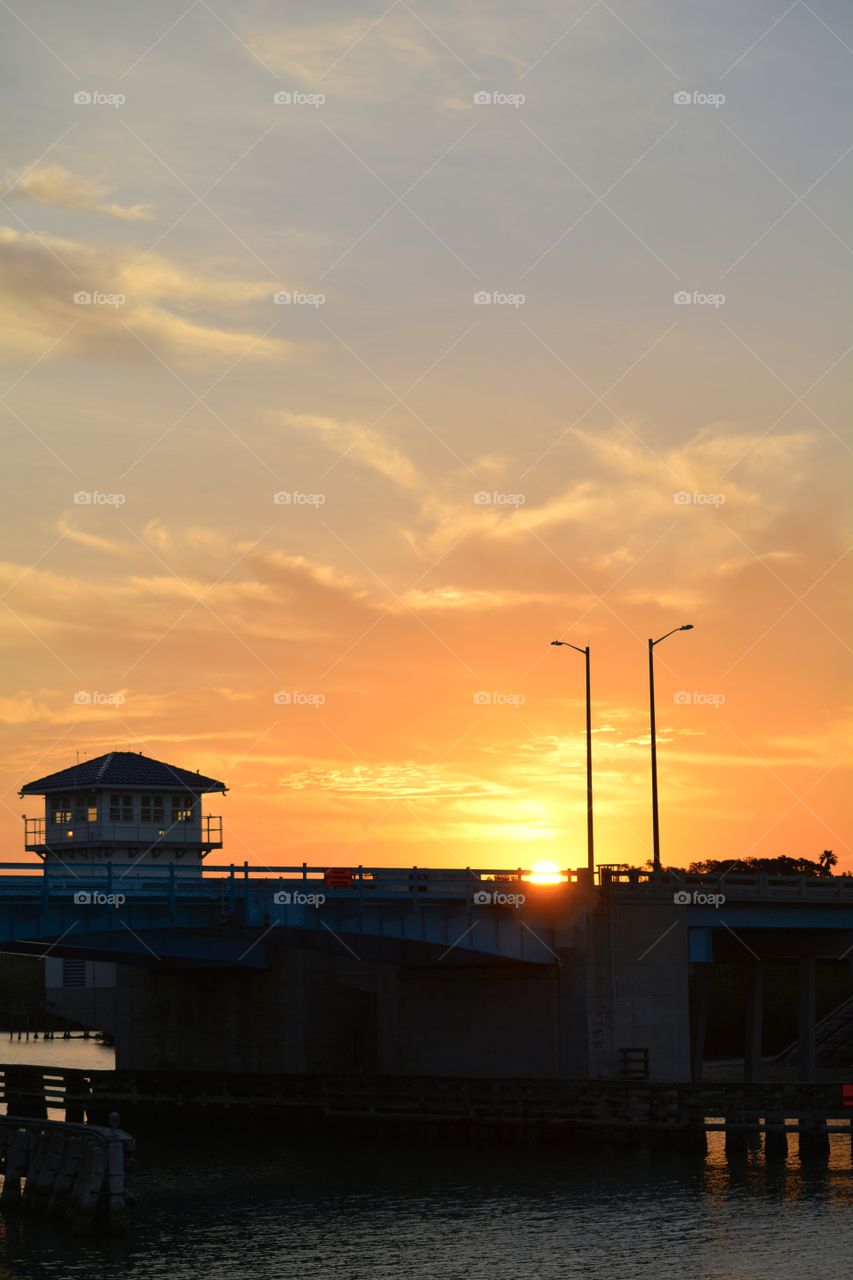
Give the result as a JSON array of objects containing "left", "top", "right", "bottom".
[
  {"left": 73, "top": 491, "right": 126, "bottom": 506},
  {"left": 273, "top": 90, "right": 325, "bottom": 108},
  {"left": 273, "top": 890, "right": 326, "bottom": 906},
  {"left": 273, "top": 491, "right": 326, "bottom": 506},
  {"left": 473, "top": 889, "right": 526, "bottom": 907},
  {"left": 74, "top": 891, "right": 126, "bottom": 907},
  {"left": 673, "top": 290, "right": 725, "bottom": 308},
  {"left": 473, "top": 91, "right": 526, "bottom": 109},
  {"left": 274, "top": 691, "right": 326, "bottom": 707},
  {"left": 74, "top": 690, "right": 126, "bottom": 707},
  {"left": 474, "top": 290, "right": 525, "bottom": 307},
  {"left": 673, "top": 690, "right": 726, "bottom": 707},
  {"left": 73, "top": 291, "right": 126, "bottom": 307},
  {"left": 473, "top": 491, "right": 525, "bottom": 506},
  {"left": 273, "top": 290, "right": 325, "bottom": 308},
  {"left": 674, "top": 889, "right": 725, "bottom": 907},
  {"left": 673, "top": 490, "right": 725, "bottom": 506},
  {"left": 473, "top": 691, "right": 525, "bottom": 707},
  {"left": 73, "top": 90, "right": 126, "bottom": 108},
  {"left": 673, "top": 90, "right": 725, "bottom": 109}
]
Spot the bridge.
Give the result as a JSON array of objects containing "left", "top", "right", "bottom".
[
  {"left": 2, "top": 861, "right": 851, "bottom": 1085},
  {"left": 1, "top": 863, "right": 852, "bottom": 970},
  {"left": 0, "top": 862, "right": 591, "bottom": 969}
]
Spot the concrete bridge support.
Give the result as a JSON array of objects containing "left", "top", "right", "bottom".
[
  {"left": 585, "top": 898, "right": 691, "bottom": 1081},
  {"left": 744, "top": 962, "right": 764, "bottom": 1083},
  {"left": 113, "top": 949, "right": 592, "bottom": 1078},
  {"left": 798, "top": 956, "right": 816, "bottom": 1083},
  {"left": 114, "top": 950, "right": 394, "bottom": 1074},
  {"left": 111, "top": 901, "right": 696, "bottom": 1080},
  {"left": 690, "top": 967, "right": 711, "bottom": 1082}
]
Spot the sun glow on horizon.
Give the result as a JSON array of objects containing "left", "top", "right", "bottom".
[{"left": 527, "top": 860, "right": 565, "bottom": 885}]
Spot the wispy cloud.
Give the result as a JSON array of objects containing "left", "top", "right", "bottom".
[
  {"left": 0, "top": 226, "right": 292, "bottom": 365},
  {"left": 3, "top": 164, "right": 154, "bottom": 221}
]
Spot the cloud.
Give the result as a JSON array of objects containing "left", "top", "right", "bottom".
[
  {"left": 0, "top": 689, "right": 130, "bottom": 726},
  {"left": 397, "top": 586, "right": 564, "bottom": 612},
  {"left": 57, "top": 516, "right": 134, "bottom": 559},
  {"left": 246, "top": 8, "right": 528, "bottom": 100},
  {"left": 247, "top": 17, "right": 445, "bottom": 97},
  {"left": 0, "top": 226, "right": 293, "bottom": 366},
  {"left": 3, "top": 164, "right": 154, "bottom": 221},
  {"left": 278, "top": 411, "right": 421, "bottom": 490},
  {"left": 277, "top": 760, "right": 506, "bottom": 801}
]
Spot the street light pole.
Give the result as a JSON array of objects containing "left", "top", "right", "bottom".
[
  {"left": 649, "top": 638, "right": 660, "bottom": 874},
  {"left": 551, "top": 641, "right": 594, "bottom": 876},
  {"left": 648, "top": 624, "right": 694, "bottom": 875}
]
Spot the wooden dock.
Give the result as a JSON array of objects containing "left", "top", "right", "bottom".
[{"left": 0, "top": 1064, "right": 851, "bottom": 1154}]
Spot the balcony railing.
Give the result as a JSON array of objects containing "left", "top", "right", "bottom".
[{"left": 24, "top": 815, "right": 223, "bottom": 852}]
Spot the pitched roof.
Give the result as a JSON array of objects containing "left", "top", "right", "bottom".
[{"left": 19, "top": 752, "right": 227, "bottom": 796}]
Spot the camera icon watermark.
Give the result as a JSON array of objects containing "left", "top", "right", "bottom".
[
  {"left": 673, "top": 90, "right": 725, "bottom": 108},
  {"left": 473, "top": 889, "right": 526, "bottom": 907},
  {"left": 473, "top": 691, "right": 525, "bottom": 707},
  {"left": 273, "top": 691, "right": 326, "bottom": 707},
  {"left": 473, "top": 491, "right": 526, "bottom": 506},
  {"left": 273, "top": 490, "right": 326, "bottom": 506},
  {"left": 473, "top": 290, "right": 525, "bottom": 307},
  {"left": 673, "top": 290, "right": 725, "bottom": 308},
  {"left": 73, "top": 491, "right": 126, "bottom": 506},
  {"left": 73, "top": 90, "right": 126, "bottom": 108},
  {"left": 273, "top": 290, "right": 325, "bottom": 308},
  {"left": 73, "top": 890, "right": 126, "bottom": 907},
  {"left": 673, "top": 690, "right": 726, "bottom": 707},
  {"left": 472, "top": 91, "right": 526, "bottom": 109},
  {"left": 73, "top": 290, "right": 125, "bottom": 307},
  {"left": 73, "top": 690, "right": 126, "bottom": 707},
  {"left": 673, "top": 490, "right": 726, "bottom": 506},
  {"left": 674, "top": 889, "right": 725, "bottom": 907},
  {"left": 273, "top": 890, "right": 326, "bottom": 906},
  {"left": 273, "top": 90, "right": 325, "bottom": 108}
]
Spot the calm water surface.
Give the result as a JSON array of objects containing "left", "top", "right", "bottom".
[
  {"left": 0, "top": 1044, "right": 850, "bottom": 1279},
  {"left": 0, "top": 1038, "right": 114, "bottom": 1072}
]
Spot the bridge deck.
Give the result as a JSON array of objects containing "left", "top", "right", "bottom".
[{"left": 0, "top": 864, "right": 850, "bottom": 969}]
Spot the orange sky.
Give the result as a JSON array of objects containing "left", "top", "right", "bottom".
[{"left": 1, "top": 2, "right": 849, "bottom": 870}]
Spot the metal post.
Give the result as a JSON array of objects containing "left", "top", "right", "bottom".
[
  {"left": 649, "top": 638, "right": 661, "bottom": 874},
  {"left": 583, "top": 647, "right": 594, "bottom": 876},
  {"left": 551, "top": 640, "right": 596, "bottom": 877}
]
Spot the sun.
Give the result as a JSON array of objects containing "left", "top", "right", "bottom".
[{"left": 527, "top": 860, "right": 564, "bottom": 885}]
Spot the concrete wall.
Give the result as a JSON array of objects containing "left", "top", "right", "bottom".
[
  {"left": 397, "top": 964, "right": 563, "bottom": 1077},
  {"left": 45, "top": 959, "right": 116, "bottom": 1033},
  {"left": 114, "top": 949, "right": 395, "bottom": 1074},
  {"left": 585, "top": 897, "right": 691, "bottom": 1081},
  {"left": 112, "top": 900, "right": 692, "bottom": 1081},
  {"left": 113, "top": 948, "right": 590, "bottom": 1078}
]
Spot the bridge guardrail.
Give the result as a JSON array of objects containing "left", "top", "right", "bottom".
[{"left": 0, "top": 862, "right": 851, "bottom": 904}]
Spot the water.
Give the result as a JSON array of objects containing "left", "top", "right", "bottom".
[
  {"left": 0, "top": 1037, "right": 114, "bottom": 1072},
  {"left": 0, "top": 1127, "right": 851, "bottom": 1279}
]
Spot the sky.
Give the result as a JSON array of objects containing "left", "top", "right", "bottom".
[{"left": 0, "top": 0, "right": 850, "bottom": 872}]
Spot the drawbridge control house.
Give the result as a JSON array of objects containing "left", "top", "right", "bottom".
[
  {"left": 19, "top": 750, "right": 227, "bottom": 1032},
  {"left": 20, "top": 751, "right": 227, "bottom": 876}
]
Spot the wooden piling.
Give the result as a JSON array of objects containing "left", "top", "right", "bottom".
[{"left": 0, "top": 1114, "right": 133, "bottom": 1237}]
